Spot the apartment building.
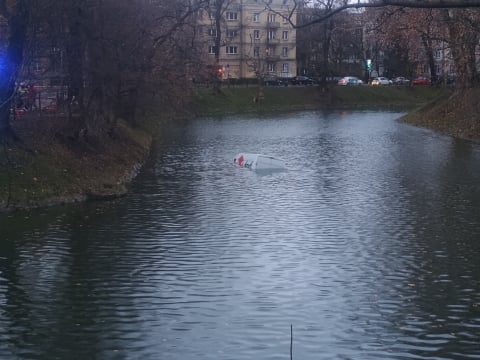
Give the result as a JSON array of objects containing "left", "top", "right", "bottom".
[{"left": 197, "top": 0, "right": 297, "bottom": 80}]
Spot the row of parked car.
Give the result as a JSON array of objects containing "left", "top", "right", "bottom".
[
  {"left": 264, "top": 75, "right": 437, "bottom": 87},
  {"left": 263, "top": 75, "right": 316, "bottom": 86},
  {"left": 338, "top": 76, "right": 433, "bottom": 86}
]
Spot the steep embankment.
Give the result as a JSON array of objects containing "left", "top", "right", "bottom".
[
  {"left": 0, "top": 116, "right": 153, "bottom": 212},
  {"left": 402, "top": 87, "right": 480, "bottom": 141}
]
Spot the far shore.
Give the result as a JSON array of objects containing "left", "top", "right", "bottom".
[{"left": 0, "top": 85, "right": 460, "bottom": 213}]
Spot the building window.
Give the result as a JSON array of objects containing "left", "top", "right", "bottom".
[
  {"left": 208, "top": 46, "right": 217, "bottom": 54},
  {"left": 208, "top": 12, "right": 215, "bottom": 20},
  {"left": 282, "top": 47, "right": 288, "bottom": 57},
  {"left": 253, "top": 13, "right": 260, "bottom": 22},
  {"left": 226, "top": 46, "right": 238, "bottom": 54},
  {"left": 226, "top": 12, "right": 238, "bottom": 21},
  {"left": 254, "top": 47, "right": 260, "bottom": 57},
  {"left": 268, "top": 14, "right": 276, "bottom": 23},
  {"left": 268, "top": 63, "right": 275, "bottom": 72},
  {"left": 268, "top": 30, "right": 275, "bottom": 39},
  {"left": 282, "top": 31, "right": 288, "bottom": 40},
  {"left": 253, "top": 30, "right": 260, "bottom": 39},
  {"left": 227, "top": 29, "right": 238, "bottom": 37},
  {"left": 282, "top": 63, "right": 289, "bottom": 72},
  {"left": 208, "top": 28, "right": 217, "bottom": 37}
]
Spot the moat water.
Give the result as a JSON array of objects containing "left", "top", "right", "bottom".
[{"left": 1, "top": 111, "right": 479, "bottom": 359}]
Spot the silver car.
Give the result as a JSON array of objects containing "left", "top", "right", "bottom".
[{"left": 371, "top": 77, "right": 391, "bottom": 86}]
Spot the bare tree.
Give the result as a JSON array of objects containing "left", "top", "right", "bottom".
[
  {"left": 280, "top": 0, "right": 480, "bottom": 90},
  {"left": 0, "top": 0, "right": 208, "bottom": 143},
  {"left": 287, "top": 0, "right": 480, "bottom": 28},
  {"left": 442, "top": 8, "right": 480, "bottom": 89},
  {"left": 0, "top": 0, "right": 29, "bottom": 141},
  {"left": 372, "top": 7, "right": 446, "bottom": 81},
  {"left": 297, "top": 1, "right": 338, "bottom": 88}
]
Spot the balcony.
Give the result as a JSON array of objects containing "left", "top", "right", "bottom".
[
  {"left": 267, "top": 21, "right": 280, "bottom": 28},
  {"left": 265, "top": 54, "right": 280, "bottom": 61}
]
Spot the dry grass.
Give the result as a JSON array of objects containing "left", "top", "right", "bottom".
[
  {"left": 402, "top": 87, "right": 480, "bottom": 141},
  {"left": 1, "top": 112, "right": 152, "bottom": 211}
]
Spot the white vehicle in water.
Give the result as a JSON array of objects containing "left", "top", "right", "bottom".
[{"left": 234, "top": 153, "right": 286, "bottom": 171}]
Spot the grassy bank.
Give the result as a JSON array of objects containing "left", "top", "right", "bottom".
[
  {"left": 1, "top": 85, "right": 449, "bottom": 212},
  {"left": 0, "top": 115, "right": 153, "bottom": 212},
  {"left": 401, "top": 87, "right": 480, "bottom": 141},
  {"left": 193, "top": 85, "right": 449, "bottom": 116}
]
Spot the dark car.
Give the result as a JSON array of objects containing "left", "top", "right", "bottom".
[
  {"left": 263, "top": 76, "right": 284, "bottom": 86},
  {"left": 291, "top": 76, "right": 315, "bottom": 85},
  {"left": 278, "top": 77, "right": 293, "bottom": 86}
]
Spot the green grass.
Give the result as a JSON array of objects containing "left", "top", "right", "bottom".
[
  {"left": 193, "top": 86, "right": 323, "bottom": 116},
  {"left": 334, "top": 85, "right": 448, "bottom": 106},
  {"left": 193, "top": 85, "right": 450, "bottom": 116}
]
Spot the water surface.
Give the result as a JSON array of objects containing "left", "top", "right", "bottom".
[{"left": 1, "top": 111, "right": 479, "bottom": 359}]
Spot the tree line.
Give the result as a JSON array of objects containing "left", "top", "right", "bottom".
[
  {"left": 1, "top": 0, "right": 480, "bottom": 145},
  {"left": 0, "top": 0, "right": 209, "bottom": 143},
  {"left": 291, "top": 1, "right": 480, "bottom": 89}
]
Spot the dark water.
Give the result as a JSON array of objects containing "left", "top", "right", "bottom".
[{"left": 1, "top": 111, "right": 480, "bottom": 360}]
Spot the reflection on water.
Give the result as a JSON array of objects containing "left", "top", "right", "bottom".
[{"left": 1, "top": 111, "right": 480, "bottom": 359}]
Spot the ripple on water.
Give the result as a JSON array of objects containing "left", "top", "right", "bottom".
[{"left": 1, "top": 111, "right": 480, "bottom": 359}]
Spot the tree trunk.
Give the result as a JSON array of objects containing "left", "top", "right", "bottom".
[
  {"left": 62, "top": 2, "right": 88, "bottom": 139},
  {"left": 422, "top": 35, "right": 436, "bottom": 82},
  {"left": 319, "top": 19, "right": 333, "bottom": 91},
  {"left": 444, "top": 9, "right": 478, "bottom": 90},
  {"left": 0, "top": 2, "right": 28, "bottom": 141}
]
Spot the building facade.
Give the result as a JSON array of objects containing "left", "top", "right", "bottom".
[{"left": 197, "top": 0, "right": 297, "bottom": 80}]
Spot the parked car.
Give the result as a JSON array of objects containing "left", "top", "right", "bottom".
[
  {"left": 338, "top": 76, "right": 363, "bottom": 86},
  {"left": 278, "top": 77, "right": 293, "bottom": 86},
  {"left": 412, "top": 77, "right": 431, "bottom": 85},
  {"left": 291, "top": 76, "right": 315, "bottom": 85},
  {"left": 393, "top": 76, "right": 410, "bottom": 85},
  {"left": 371, "top": 77, "right": 391, "bottom": 86},
  {"left": 263, "top": 76, "right": 284, "bottom": 86}
]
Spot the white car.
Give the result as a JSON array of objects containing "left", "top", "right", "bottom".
[
  {"left": 371, "top": 77, "right": 391, "bottom": 86},
  {"left": 393, "top": 76, "right": 410, "bottom": 85}
]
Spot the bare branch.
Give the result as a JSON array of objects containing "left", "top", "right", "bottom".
[{"left": 294, "top": 0, "right": 480, "bottom": 28}]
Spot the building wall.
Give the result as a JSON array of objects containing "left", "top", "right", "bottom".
[{"left": 197, "top": 0, "right": 297, "bottom": 80}]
